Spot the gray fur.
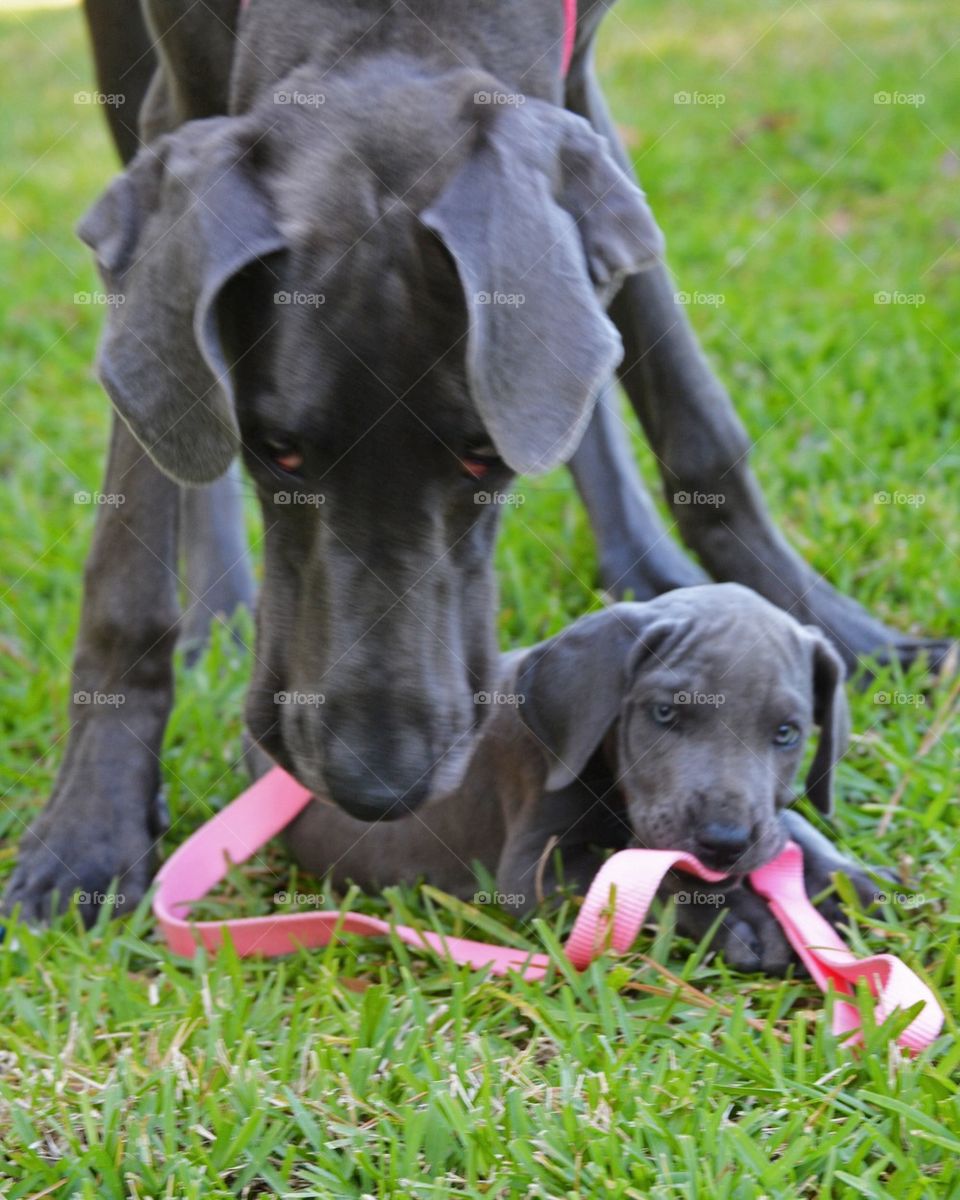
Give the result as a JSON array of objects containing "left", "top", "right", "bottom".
[
  {"left": 283, "top": 585, "right": 876, "bottom": 974},
  {"left": 3, "top": 0, "right": 948, "bottom": 925}
]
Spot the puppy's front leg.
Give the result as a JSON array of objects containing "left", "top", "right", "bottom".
[
  {"left": 496, "top": 778, "right": 626, "bottom": 916},
  {"left": 782, "top": 808, "right": 889, "bottom": 919},
  {"left": 282, "top": 771, "right": 505, "bottom": 901}
]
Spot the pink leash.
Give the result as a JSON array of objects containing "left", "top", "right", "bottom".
[{"left": 154, "top": 767, "right": 943, "bottom": 1053}]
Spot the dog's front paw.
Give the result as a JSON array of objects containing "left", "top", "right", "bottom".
[
  {"left": 2, "top": 782, "right": 167, "bottom": 929},
  {"left": 803, "top": 849, "right": 894, "bottom": 931},
  {"left": 675, "top": 882, "right": 796, "bottom": 975},
  {"left": 716, "top": 888, "right": 796, "bottom": 974}
]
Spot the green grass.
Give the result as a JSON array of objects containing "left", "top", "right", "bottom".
[{"left": 1, "top": 1, "right": 958, "bottom": 1195}]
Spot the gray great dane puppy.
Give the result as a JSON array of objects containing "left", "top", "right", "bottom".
[
  {"left": 284, "top": 585, "right": 877, "bottom": 974},
  {"left": 3, "top": 0, "right": 947, "bottom": 924}
]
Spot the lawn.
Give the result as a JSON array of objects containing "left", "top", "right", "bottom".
[{"left": 0, "top": 1, "right": 957, "bottom": 1195}]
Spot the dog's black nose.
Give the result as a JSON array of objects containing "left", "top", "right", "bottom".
[
  {"left": 322, "top": 762, "right": 431, "bottom": 822},
  {"left": 696, "top": 821, "right": 752, "bottom": 866}
]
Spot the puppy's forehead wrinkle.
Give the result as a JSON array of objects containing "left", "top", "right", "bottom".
[
  {"left": 646, "top": 581, "right": 791, "bottom": 623},
  {"left": 636, "top": 648, "right": 808, "bottom": 709},
  {"left": 640, "top": 584, "right": 808, "bottom": 670},
  {"left": 643, "top": 616, "right": 697, "bottom": 664}
]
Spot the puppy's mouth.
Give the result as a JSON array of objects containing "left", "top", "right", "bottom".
[
  {"left": 697, "top": 853, "right": 749, "bottom": 875},
  {"left": 626, "top": 832, "right": 787, "bottom": 877},
  {"left": 705, "top": 833, "right": 788, "bottom": 877}
]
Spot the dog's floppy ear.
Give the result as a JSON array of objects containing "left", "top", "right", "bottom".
[
  {"left": 77, "top": 117, "right": 286, "bottom": 484},
  {"left": 517, "top": 604, "right": 674, "bottom": 791},
  {"left": 421, "top": 97, "right": 663, "bottom": 476},
  {"left": 803, "top": 629, "right": 851, "bottom": 816}
]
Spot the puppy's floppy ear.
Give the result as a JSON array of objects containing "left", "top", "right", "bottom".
[
  {"left": 803, "top": 628, "right": 851, "bottom": 816},
  {"left": 421, "top": 96, "right": 663, "bottom": 476},
  {"left": 77, "top": 116, "right": 286, "bottom": 484},
  {"left": 517, "top": 604, "right": 674, "bottom": 791}
]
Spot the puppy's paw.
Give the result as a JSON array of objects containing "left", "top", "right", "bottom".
[
  {"left": 716, "top": 889, "right": 795, "bottom": 975},
  {"left": 803, "top": 851, "right": 895, "bottom": 930},
  {"left": 675, "top": 883, "right": 795, "bottom": 975}
]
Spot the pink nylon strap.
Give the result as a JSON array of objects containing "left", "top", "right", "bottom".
[
  {"left": 238, "top": 0, "right": 578, "bottom": 78},
  {"left": 561, "top": 0, "right": 577, "bottom": 76},
  {"left": 154, "top": 767, "right": 943, "bottom": 1052},
  {"left": 749, "top": 845, "right": 943, "bottom": 1053}
]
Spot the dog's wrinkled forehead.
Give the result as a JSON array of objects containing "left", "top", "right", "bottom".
[
  {"left": 633, "top": 584, "right": 812, "bottom": 689},
  {"left": 259, "top": 63, "right": 487, "bottom": 247},
  {"left": 233, "top": 86, "right": 479, "bottom": 431}
]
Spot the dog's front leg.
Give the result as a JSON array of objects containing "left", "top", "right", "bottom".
[
  {"left": 781, "top": 808, "right": 888, "bottom": 922},
  {"left": 566, "top": 61, "right": 951, "bottom": 675},
  {"left": 178, "top": 462, "right": 256, "bottom": 663},
  {"left": 3, "top": 418, "right": 181, "bottom": 926},
  {"left": 568, "top": 381, "right": 707, "bottom": 600},
  {"left": 495, "top": 777, "right": 623, "bottom": 916}
]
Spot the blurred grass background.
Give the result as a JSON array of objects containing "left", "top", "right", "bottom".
[{"left": 0, "top": 1, "right": 957, "bottom": 1195}]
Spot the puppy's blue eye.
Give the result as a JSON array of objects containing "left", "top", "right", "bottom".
[
  {"left": 651, "top": 702, "right": 677, "bottom": 725},
  {"left": 774, "top": 722, "right": 801, "bottom": 747}
]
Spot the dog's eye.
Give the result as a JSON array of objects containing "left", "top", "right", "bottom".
[
  {"left": 651, "top": 702, "right": 677, "bottom": 725},
  {"left": 460, "top": 444, "right": 502, "bottom": 480},
  {"left": 773, "top": 722, "right": 801, "bottom": 748},
  {"left": 266, "top": 441, "right": 304, "bottom": 473}
]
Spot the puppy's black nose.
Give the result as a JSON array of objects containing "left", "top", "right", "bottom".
[{"left": 696, "top": 821, "right": 752, "bottom": 866}]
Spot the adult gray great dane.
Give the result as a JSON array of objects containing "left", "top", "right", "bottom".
[{"left": 3, "top": 0, "right": 948, "bottom": 924}]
